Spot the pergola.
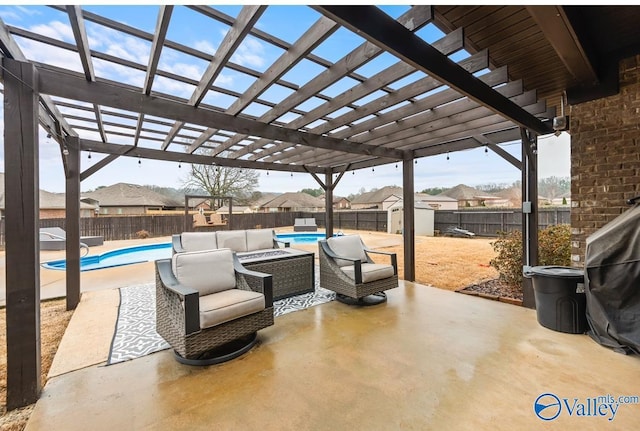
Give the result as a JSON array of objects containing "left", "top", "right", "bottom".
[{"left": 2, "top": 5, "right": 640, "bottom": 409}]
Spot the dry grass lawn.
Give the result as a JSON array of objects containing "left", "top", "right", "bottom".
[
  {"left": 372, "top": 236, "right": 499, "bottom": 290},
  {"left": 0, "top": 299, "right": 73, "bottom": 431},
  {"left": 0, "top": 235, "right": 499, "bottom": 429}
]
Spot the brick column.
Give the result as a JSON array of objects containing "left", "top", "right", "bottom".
[{"left": 570, "top": 55, "right": 640, "bottom": 265}]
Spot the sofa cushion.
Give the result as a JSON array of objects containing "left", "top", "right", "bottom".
[
  {"left": 246, "top": 229, "right": 275, "bottom": 251},
  {"left": 199, "top": 289, "right": 265, "bottom": 329},
  {"left": 327, "top": 235, "right": 368, "bottom": 267},
  {"left": 172, "top": 248, "right": 236, "bottom": 296},
  {"left": 341, "top": 263, "right": 395, "bottom": 283},
  {"left": 216, "top": 230, "right": 248, "bottom": 252},
  {"left": 180, "top": 232, "right": 217, "bottom": 252}
]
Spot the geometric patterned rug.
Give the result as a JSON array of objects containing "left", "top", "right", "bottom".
[{"left": 107, "top": 270, "right": 334, "bottom": 365}]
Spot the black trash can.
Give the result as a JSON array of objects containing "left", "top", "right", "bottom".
[{"left": 528, "top": 266, "right": 587, "bottom": 334}]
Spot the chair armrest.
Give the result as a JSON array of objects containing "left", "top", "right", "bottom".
[
  {"left": 155, "top": 259, "right": 200, "bottom": 335},
  {"left": 363, "top": 248, "right": 398, "bottom": 275},
  {"left": 172, "top": 234, "right": 186, "bottom": 254},
  {"left": 274, "top": 238, "right": 291, "bottom": 248},
  {"left": 233, "top": 255, "right": 273, "bottom": 307},
  {"left": 319, "top": 240, "right": 363, "bottom": 284}
]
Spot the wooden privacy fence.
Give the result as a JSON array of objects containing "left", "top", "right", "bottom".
[
  {"left": 433, "top": 208, "right": 570, "bottom": 236},
  {"left": 0, "top": 208, "right": 570, "bottom": 245}
]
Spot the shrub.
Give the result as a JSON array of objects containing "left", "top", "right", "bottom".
[
  {"left": 489, "top": 224, "right": 571, "bottom": 287},
  {"left": 135, "top": 229, "right": 150, "bottom": 239}
]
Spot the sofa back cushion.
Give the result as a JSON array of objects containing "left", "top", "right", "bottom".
[
  {"left": 246, "top": 229, "right": 275, "bottom": 251},
  {"left": 327, "top": 235, "right": 368, "bottom": 267},
  {"left": 216, "top": 230, "right": 248, "bottom": 252},
  {"left": 172, "top": 248, "right": 236, "bottom": 296},
  {"left": 180, "top": 232, "right": 217, "bottom": 252}
]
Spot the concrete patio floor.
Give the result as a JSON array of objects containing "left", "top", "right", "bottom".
[{"left": 26, "top": 279, "right": 640, "bottom": 430}]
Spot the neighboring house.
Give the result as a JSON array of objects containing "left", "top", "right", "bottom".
[
  {"left": 333, "top": 196, "right": 351, "bottom": 210},
  {"left": 215, "top": 205, "right": 253, "bottom": 214},
  {"left": 247, "top": 192, "right": 281, "bottom": 212},
  {"left": 414, "top": 193, "right": 458, "bottom": 210},
  {"left": 350, "top": 186, "right": 403, "bottom": 210},
  {"left": 0, "top": 173, "right": 97, "bottom": 219},
  {"left": 258, "top": 192, "right": 325, "bottom": 213},
  {"left": 83, "top": 183, "right": 182, "bottom": 215},
  {"left": 319, "top": 194, "right": 351, "bottom": 210},
  {"left": 438, "top": 184, "right": 509, "bottom": 208}
]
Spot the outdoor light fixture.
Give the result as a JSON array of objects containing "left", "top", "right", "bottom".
[
  {"left": 178, "top": 161, "right": 182, "bottom": 168},
  {"left": 138, "top": 156, "right": 141, "bottom": 166},
  {"left": 88, "top": 150, "right": 92, "bottom": 160},
  {"left": 62, "top": 146, "right": 69, "bottom": 156},
  {"left": 446, "top": 152, "right": 450, "bottom": 161}
]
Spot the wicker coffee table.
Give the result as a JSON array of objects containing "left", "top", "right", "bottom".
[{"left": 238, "top": 248, "right": 315, "bottom": 300}]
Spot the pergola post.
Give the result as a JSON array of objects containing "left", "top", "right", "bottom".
[
  {"left": 324, "top": 170, "right": 334, "bottom": 238},
  {"left": 403, "top": 159, "right": 415, "bottom": 281},
  {"left": 520, "top": 127, "right": 539, "bottom": 308},
  {"left": 3, "top": 57, "right": 42, "bottom": 409},
  {"left": 65, "top": 136, "right": 81, "bottom": 310}
]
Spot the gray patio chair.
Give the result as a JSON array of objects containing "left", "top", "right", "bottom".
[
  {"left": 155, "top": 248, "right": 273, "bottom": 365},
  {"left": 319, "top": 234, "right": 398, "bottom": 306}
]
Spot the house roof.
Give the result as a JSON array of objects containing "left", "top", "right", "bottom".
[
  {"left": 415, "top": 193, "right": 458, "bottom": 203},
  {"left": 260, "top": 192, "right": 325, "bottom": 209},
  {"left": 350, "top": 186, "right": 404, "bottom": 205},
  {"left": 0, "top": 173, "right": 95, "bottom": 210},
  {"left": 437, "top": 184, "right": 501, "bottom": 201},
  {"left": 83, "top": 183, "right": 182, "bottom": 207}
]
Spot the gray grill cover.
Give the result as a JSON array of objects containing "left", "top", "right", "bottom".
[{"left": 584, "top": 203, "right": 640, "bottom": 354}]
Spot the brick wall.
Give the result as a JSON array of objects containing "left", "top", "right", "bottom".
[{"left": 570, "top": 55, "right": 640, "bottom": 265}]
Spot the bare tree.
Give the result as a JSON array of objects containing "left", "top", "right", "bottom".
[{"left": 184, "top": 162, "right": 260, "bottom": 208}]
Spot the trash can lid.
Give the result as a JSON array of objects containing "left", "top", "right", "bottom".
[{"left": 528, "top": 265, "right": 584, "bottom": 279}]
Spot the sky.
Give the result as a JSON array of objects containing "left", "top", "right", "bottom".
[{"left": 0, "top": 4, "right": 571, "bottom": 196}]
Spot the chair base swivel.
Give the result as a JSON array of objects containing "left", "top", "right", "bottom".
[
  {"left": 173, "top": 333, "right": 258, "bottom": 366},
  {"left": 336, "top": 292, "right": 387, "bottom": 306}
]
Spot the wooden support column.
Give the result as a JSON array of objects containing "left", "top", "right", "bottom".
[
  {"left": 3, "top": 57, "right": 41, "bottom": 409},
  {"left": 403, "top": 159, "right": 415, "bottom": 281},
  {"left": 521, "top": 127, "right": 539, "bottom": 308},
  {"left": 65, "top": 136, "right": 81, "bottom": 310},
  {"left": 324, "top": 171, "right": 334, "bottom": 238},
  {"left": 308, "top": 167, "right": 347, "bottom": 239}
]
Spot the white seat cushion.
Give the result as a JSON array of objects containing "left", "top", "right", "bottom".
[
  {"left": 327, "top": 235, "right": 368, "bottom": 267},
  {"left": 246, "top": 229, "right": 275, "bottom": 251},
  {"left": 216, "top": 230, "right": 248, "bottom": 252},
  {"left": 341, "top": 263, "right": 395, "bottom": 283},
  {"left": 199, "top": 289, "right": 265, "bottom": 329},
  {"left": 180, "top": 232, "right": 217, "bottom": 252},
  {"left": 172, "top": 248, "right": 236, "bottom": 296}
]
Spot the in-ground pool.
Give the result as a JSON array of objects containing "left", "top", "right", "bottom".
[
  {"left": 42, "top": 242, "right": 172, "bottom": 272},
  {"left": 276, "top": 232, "right": 328, "bottom": 244}
]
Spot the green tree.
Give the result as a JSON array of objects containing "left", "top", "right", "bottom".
[
  {"left": 300, "top": 187, "right": 323, "bottom": 197},
  {"left": 421, "top": 187, "right": 449, "bottom": 195}
]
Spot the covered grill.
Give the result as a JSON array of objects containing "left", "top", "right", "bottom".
[{"left": 584, "top": 197, "right": 640, "bottom": 354}]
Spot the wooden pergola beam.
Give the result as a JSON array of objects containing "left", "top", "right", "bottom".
[
  {"left": 35, "top": 63, "right": 406, "bottom": 160},
  {"left": 527, "top": 6, "right": 598, "bottom": 86},
  {"left": 78, "top": 139, "right": 326, "bottom": 174},
  {"left": 163, "top": 5, "right": 266, "bottom": 150},
  {"left": 315, "top": 5, "right": 553, "bottom": 135}
]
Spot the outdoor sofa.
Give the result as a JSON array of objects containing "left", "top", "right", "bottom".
[
  {"left": 172, "top": 229, "right": 314, "bottom": 300},
  {"left": 293, "top": 218, "right": 318, "bottom": 232}
]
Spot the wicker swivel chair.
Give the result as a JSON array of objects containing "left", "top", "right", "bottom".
[
  {"left": 319, "top": 234, "right": 398, "bottom": 306},
  {"left": 155, "top": 248, "right": 273, "bottom": 365}
]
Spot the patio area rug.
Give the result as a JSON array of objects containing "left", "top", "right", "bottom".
[{"left": 107, "top": 270, "right": 334, "bottom": 365}]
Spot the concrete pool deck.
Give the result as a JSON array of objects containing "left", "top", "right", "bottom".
[{"left": 0, "top": 228, "right": 404, "bottom": 307}]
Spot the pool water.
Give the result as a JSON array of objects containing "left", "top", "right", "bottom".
[
  {"left": 42, "top": 242, "right": 172, "bottom": 272},
  {"left": 276, "top": 232, "right": 327, "bottom": 244}
]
